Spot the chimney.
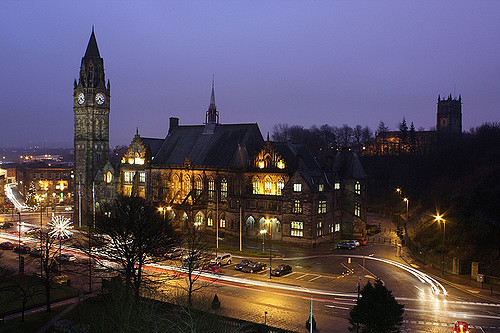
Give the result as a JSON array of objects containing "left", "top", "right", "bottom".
[{"left": 169, "top": 117, "right": 179, "bottom": 133}]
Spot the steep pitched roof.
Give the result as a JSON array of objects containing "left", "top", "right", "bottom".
[
  {"left": 84, "top": 29, "right": 101, "bottom": 58},
  {"left": 141, "top": 138, "right": 164, "bottom": 157},
  {"left": 332, "top": 150, "right": 367, "bottom": 179},
  {"left": 153, "top": 123, "right": 264, "bottom": 168}
]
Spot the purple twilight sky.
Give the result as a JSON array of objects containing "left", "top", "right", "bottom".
[{"left": 1, "top": 1, "right": 499, "bottom": 148}]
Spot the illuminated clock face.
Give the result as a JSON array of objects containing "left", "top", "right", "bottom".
[
  {"left": 95, "top": 93, "right": 105, "bottom": 105},
  {"left": 77, "top": 93, "right": 85, "bottom": 105}
]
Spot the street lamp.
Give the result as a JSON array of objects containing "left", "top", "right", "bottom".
[
  {"left": 403, "top": 198, "right": 409, "bottom": 245},
  {"left": 158, "top": 207, "right": 165, "bottom": 220},
  {"left": 265, "top": 219, "right": 272, "bottom": 279},
  {"left": 49, "top": 216, "right": 73, "bottom": 272},
  {"left": 435, "top": 214, "right": 445, "bottom": 276},
  {"left": 260, "top": 229, "right": 267, "bottom": 253}
]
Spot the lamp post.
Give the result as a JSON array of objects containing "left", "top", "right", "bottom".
[
  {"left": 403, "top": 198, "right": 409, "bottom": 245},
  {"left": 260, "top": 229, "right": 267, "bottom": 253},
  {"left": 158, "top": 207, "right": 165, "bottom": 220},
  {"left": 17, "top": 212, "right": 22, "bottom": 273},
  {"left": 435, "top": 214, "right": 445, "bottom": 276},
  {"left": 49, "top": 216, "right": 73, "bottom": 272},
  {"left": 266, "top": 219, "right": 272, "bottom": 279}
]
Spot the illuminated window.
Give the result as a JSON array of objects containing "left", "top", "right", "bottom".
[
  {"left": 219, "top": 218, "right": 226, "bottom": 228},
  {"left": 106, "top": 171, "right": 113, "bottom": 183},
  {"left": 184, "top": 175, "right": 191, "bottom": 194},
  {"left": 317, "top": 221, "right": 323, "bottom": 236},
  {"left": 277, "top": 160, "right": 285, "bottom": 169},
  {"left": 264, "top": 177, "right": 272, "bottom": 195},
  {"left": 355, "top": 202, "right": 361, "bottom": 217},
  {"left": 195, "top": 176, "right": 203, "bottom": 197},
  {"left": 208, "top": 178, "right": 215, "bottom": 201},
  {"left": 335, "top": 223, "right": 340, "bottom": 232},
  {"left": 139, "top": 172, "right": 146, "bottom": 183},
  {"left": 355, "top": 181, "right": 361, "bottom": 195},
  {"left": 277, "top": 178, "right": 284, "bottom": 196},
  {"left": 252, "top": 176, "right": 260, "bottom": 194},
  {"left": 124, "top": 171, "right": 133, "bottom": 182},
  {"left": 134, "top": 157, "right": 144, "bottom": 165},
  {"left": 293, "top": 200, "right": 302, "bottom": 214},
  {"left": 291, "top": 221, "right": 303, "bottom": 237},
  {"left": 195, "top": 212, "right": 204, "bottom": 226},
  {"left": 334, "top": 182, "right": 340, "bottom": 190},
  {"left": 221, "top": 178, "right": 227, "bottom": 201},
  {"left": 293, "top": 183, "right": 302, "bottom": 192},
  {"left": 318, "top": 200, "right": 327, "bottom": 214},
  {"left": 207, "top": 213, "right": 213, "bottom": 227},
  {"left": 318, "top": 183, "right": 324, "bottom": 192}
]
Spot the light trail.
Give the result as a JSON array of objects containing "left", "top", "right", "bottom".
[{"left": 4, "top": 183, "right": 28, "bottom": 211}]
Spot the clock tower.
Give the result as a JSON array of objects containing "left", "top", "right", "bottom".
[{"left": 74, "top": 28, "right": 110, "bottom": 225}]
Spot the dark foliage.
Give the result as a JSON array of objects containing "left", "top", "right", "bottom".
[{"left": 349, "top": 280, "right": 404, "bottom": 333}]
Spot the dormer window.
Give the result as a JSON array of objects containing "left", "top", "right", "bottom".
[
  {"left": 334, "top": 182, "right": 340, "bottom": 190},
  {"left": 293, "top": 183, "right": 302, "bottom": 192},
  {"left": 318, "top": 184, "right": 324, "bottom": 192},
  {"left": 355, "top": 181, "right": 361, "bottom": 195}
]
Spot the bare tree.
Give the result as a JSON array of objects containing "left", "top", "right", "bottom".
[
  {"left": 5, "top": 274, "right": 44, "bottom": 321},
  {"left": 336, "top": 124, "right": 353, "bottom": 147},
  {"left": 93, "top": 196, "right": 178, "bottom": 299}
]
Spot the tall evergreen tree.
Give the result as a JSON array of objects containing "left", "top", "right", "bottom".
[
  {"left": 398, "top": 117, "right": 409, "bottom": 154},
  {"left": 349, "top": 279, "right": 404, "bottom": 333}
]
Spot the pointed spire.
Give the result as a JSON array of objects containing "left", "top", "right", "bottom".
[
  {"left": 267, "top": 132, "right": 270, "bottom": 141},
  {"left": 136, "top": 127, "right": 139, "bottom": 135},
  {"left": 210, "top": 74, "right": 216, "bottom": 106},
  {"left": 438, "top": 94, "right": 440, "bottom": 102},
  {"left": 84, "top": 27, "right": 101, "bottom": 58}
]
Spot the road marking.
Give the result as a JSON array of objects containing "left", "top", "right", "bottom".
[
  {"left": 296, "top": 274, "right": 308, "bottom": 280},
  {"left": 257, "top": 270, "right": 267, "bottom": 274},
  {"left": 308, "top": 275, "right": 321, "bottom": 282},
  {"left": 325, "top": 305, "right": 350, "bottom": 310}
]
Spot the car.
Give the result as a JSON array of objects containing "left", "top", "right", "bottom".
[
  {"left": 337, "top": 242, "right": 356, "bottom": 250},
  {"left": 181, "top": 250, "right": 201, "bottom": 262},
  {"left": 210, "top": 253, "right": 232, "bottom": 266},
  {"left": 453, "top": 321, "right": 470, "bottom": 333},
  {"left": 271, "top": 264, "right": 293, "bottom": 277},
  {"left": 13, "top": 245, "right": 31, "bottom": 254},
  {"left": 235, "top": 259, "right": 253, "bottom": 271},
  {"left": 0, "top": 222, "right": 13, "bottom": 229},
  {"left": 242, "top": 262, "right": 267, "bottom": 273},
  {"left": 0, "top": 241, "right": 15, "bottom": 250},
  {"left": 348, "top": 240, "right": 360, "bottom": 247},
  {"left": 53, "top": 274, "right": 70, "bottom": 285},
  {"left": 356, "top": 238, "right": 367, "bottom": 246},
  {"left": 9, "top": 230, "right": 21, "bottom": 236},
  {"left": 165, "top": 247, "right": 184, "bottom": 259},
  {"left": 202, "top": 264, "right": 222, "bottom": 274},
  {"left": 57, "top": 253, "right": 76, "bottom": 262},
  {"left": 26, "top": 227, "right": 41, "bottom": 235}
]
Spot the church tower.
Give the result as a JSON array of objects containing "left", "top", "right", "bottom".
[
  {"left": 74, "top": 28, "right": 110, "bottom": 225},
  {"left": 437, "top": 94, "right": 462, "bottom": 135}
]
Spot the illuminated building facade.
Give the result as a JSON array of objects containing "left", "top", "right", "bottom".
[{"left": 118, "top": 84, "right": 367, "bottom": 244}]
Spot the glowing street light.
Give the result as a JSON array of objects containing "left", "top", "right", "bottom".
[
  {"left": 49, "top": 216, "right": 73, "bottom": 272},
  {"left": 403, "top": 198, "right": 409, "bottom": 245},
  {"left": 260, "top": 229, "right": 267, "bottom": 253},
  {"left": 434, "top": 214, "right": 446, "bottom": 276}
]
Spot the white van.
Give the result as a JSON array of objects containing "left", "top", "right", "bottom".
[{"left": 210, "top": 253, "right": 232, "bottom": 266}]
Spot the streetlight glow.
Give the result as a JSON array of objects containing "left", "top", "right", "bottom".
[{"left": 48, "top": 216, "right": 73, "bottom": 239}]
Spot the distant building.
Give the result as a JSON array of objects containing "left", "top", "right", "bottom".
[{"left": 365, "top": 94, "right": 462, "bottom": 155}]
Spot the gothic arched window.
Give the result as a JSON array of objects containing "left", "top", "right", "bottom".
[
  {"left": 264, "top": 176, "right": 272, "bottom": 195},
  {"left": 195, "top": 211, "right": 204, "bottom": 226},
  {"left": 195, "top": 176, "right": 203, "bottom": 197},
  {"left": 277, "top": 178, "right": 284, "bottom": 196},
  {"left": 208, "top": 177, "right": 215, "bottom": 201},
  {"left": 252, "top": 176, "right": 260, "bottom": 194},
  {"left": 221, "top": 178, "right": 228, "bottom": 201}
]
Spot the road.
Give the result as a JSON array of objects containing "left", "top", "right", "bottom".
[{"left": 1, "top": 226, "right": 499, "bottom": 332}]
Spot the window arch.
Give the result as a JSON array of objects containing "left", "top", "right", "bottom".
[
  {"left": 252, "top": 176, "right": 260, "bottom": 194},
  {"left": 219, "top": 213, "right": 226, "bottom": 228},
  {"left": 355, "top": 181, "right": 361, "bottom": 195},
  {"left": 195, "top": 176, "right": 203, "bottom": 197},
  {"left": 264, "top": 176, "right": 272, "bottom": 195},
  {"left": 277, "top": 177, "right": 284, "bottom": 195},
  {"left": 195, "top": 211, "right": 204, "bottom": 226},
  {"left": 207, "top": 211, "right": 213, "bottom": 227},
  {"left": 246, "top": 216, "right": 256, "bottom": 231},
  {"left": 184, "top": 175, "right": 192, "bottom": 195},
  {"left": 208, "top": 177, "right": 215, "bottom": 200},
  {"left": 221, "top": 178, "right": 228, "bottom": 201},
  {"left": 172, "top": 174, "right": 181, "bottom": 193}
]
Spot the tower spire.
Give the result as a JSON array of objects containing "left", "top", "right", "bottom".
[
  {"left": 84, "top": 27, "right": 101, "bottom": 58},
  {"left": 205, "top": 74, "right": 219, "bottom": 124}
]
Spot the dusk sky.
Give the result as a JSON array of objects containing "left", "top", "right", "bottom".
[{"left": 1, "top": 1, "right": 499, "bottom": 148}]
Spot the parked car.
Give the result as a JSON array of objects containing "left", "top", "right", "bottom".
[
  {"left": 202, "top": 264, "right": 222, "bottom": 274},
  {"left": 271, "top": 264, "right": 293, "bottom": 277},
  {"left": 57, "top": 253, "right": 76, "bottom": 262},
  {"left": 347, "top": 240, "right": 359, "bottom": 247},
  {"left": 453, "top": 321, "right": 470, "bottom": 333},
  {"left": 356, "top": 238, "right": 367, "bottom": 246},
  {"left": 242, "top": 262, "right": 267, "bottom": 273},
  {"left": 235, "top": 259, "right": 253, "bottom": 271},
  {"left": 210, "top": 253, "right": 232, "bottom": 266},
  {"left": 337, "top": 242, "right": 356, "bottom": 250},
  {"left": 13, "top": 245, "right": 31, "bottom": 254},
  {"left": 0, "top": 222, "right": 13, "bottom": 229},
  {"left": 26, "top": 227, "right": 41, "bottom": 235},
  {"left": 165, "top": 247, "right": 184, "bottom": 259},
  {"left": 0, "top": 241, "right": 15, "bottom": 250},
  {"left": 181, "top": 250, "right": 201, "bottom": 262}
]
